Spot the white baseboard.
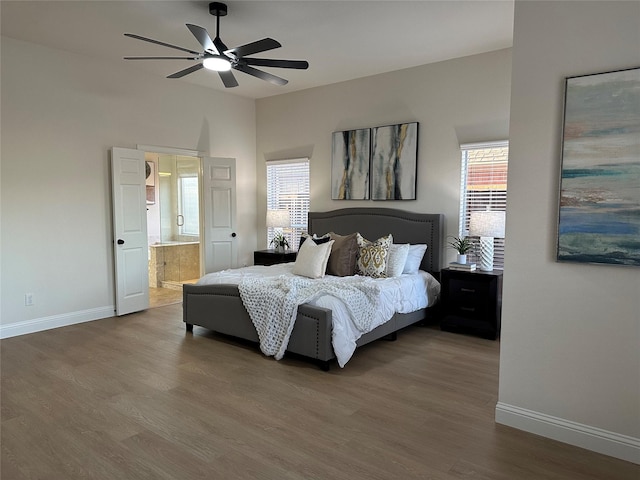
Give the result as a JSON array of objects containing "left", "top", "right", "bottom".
[
  {"left": 0, "top": 306, "right": 115, "bottom": 339},
  {"left": 495, "top": 402, "right": 640, "bottom": 465}
]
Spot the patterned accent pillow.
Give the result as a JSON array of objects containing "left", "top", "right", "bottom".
[{"left": 356, "top": 233, "right": 393, "bottom": 278}]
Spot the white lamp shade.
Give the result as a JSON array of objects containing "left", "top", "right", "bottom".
[
  {"left": 266, "top": 209, "right": 291, "bottom": 228},
  {"left": 469, "top": 211, "right": 506, "bottom": 238}
]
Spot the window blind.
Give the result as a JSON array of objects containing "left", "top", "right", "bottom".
[
  {"left": 459, "top": 141, "right": 509, "bottom": 269},
  {"left": 266, "top": 158, "right": 310, "bottom": 249}
]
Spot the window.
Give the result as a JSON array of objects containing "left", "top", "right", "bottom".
[
  {"left": 459, "top": 141, "right": 509, "bottom": 269},
  {"left": 178, "top": 175, "right": 199, "bottom": 236},
  {"left": 266, "top": 158, "right": 310, "bottom": 249}
]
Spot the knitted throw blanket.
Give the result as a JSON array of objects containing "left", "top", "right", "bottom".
[{"left": 238, "top": 276, "right": 380, "bottom": 360}]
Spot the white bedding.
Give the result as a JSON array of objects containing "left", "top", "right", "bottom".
[{"left": 196, "top": 263, "right": 440, "bottom": 367}]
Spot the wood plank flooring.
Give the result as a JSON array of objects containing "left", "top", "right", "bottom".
[{"left": 2, "top": 304, "right": 638, "bottom": 479}]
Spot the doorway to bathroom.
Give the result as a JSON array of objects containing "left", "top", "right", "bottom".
[{"left": 145, "top": 151, "right": 201, "bottom": 308}]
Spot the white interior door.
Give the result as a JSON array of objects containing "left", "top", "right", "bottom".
[
  {"left": 111, "top": 147, "right": 149, "bottom": 315},
  {"left": 202, "top": 157, "right": 237, "bottom": 273}
]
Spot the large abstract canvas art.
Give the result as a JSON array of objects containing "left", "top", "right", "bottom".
[
  {"left": 331, "top": 128, "right": 370, "bottom": 200},
  {"left": 557, "top": 67, "right": 640, "bottom": 267},
  {"left": 371, "top": 122, "right": 418, "bottom": 200}
]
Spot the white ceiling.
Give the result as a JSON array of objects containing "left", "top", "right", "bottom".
[{"left": 1, "top": 1, "right": 514, "bottom": 99}]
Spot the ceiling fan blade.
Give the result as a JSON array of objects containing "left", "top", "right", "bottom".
[
  {"left": 124, "top": 33, "right": 200, "bottom": 55},
  {"left": 213, "top": 37, "right": 229, "bottom": 55},
  {"left": 234, "top": 64, "right": 288, "bottom": 86},
  {"left": 186, "top": 24, "right": 218, "bottom": 54},
  {"left": 124, "top": 56, "right": 199, "bottom": 60},
  {"left": 218, "top": 70, "right": 239, "bottom": 88},
  {"left": 226, "top": 38, "right": 281, "bottom": 58},
  {"left": 243, "top": 58, "right": 309, "bottom": 70},
  {"left": 167, "top": 63, "right": 204, "bottom": 79}
]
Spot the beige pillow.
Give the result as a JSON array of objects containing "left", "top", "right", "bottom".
[
  {"left": 326, "top": 232, "right": 359, "bottom": 276},
  {"left": 356, "top": 233, "right": 393, "bottom": 278},
  {"left": 293, "top": 238, "right": 335, "bottom": 279}
]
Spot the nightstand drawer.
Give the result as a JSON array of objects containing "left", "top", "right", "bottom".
[
  {"left": 448, "top": 299, "right": 491, "bottom": 319},
  {"left": 441, "top": 315, "right": 498, "bottom": 340},
  {"left": 448, "top": 278, "right": 490, "bottom": 301}
]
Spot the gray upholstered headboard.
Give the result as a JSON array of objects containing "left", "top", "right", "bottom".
[{"left": 308, "top": 208, "right": 444, "bottom": 274}]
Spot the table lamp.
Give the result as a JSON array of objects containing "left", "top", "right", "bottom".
[
  {"left": 266, "top": 209, "right": 291, "bottom": 251},
  {"left": 469, "top": 210, "right": 505, "bottom": 271}
]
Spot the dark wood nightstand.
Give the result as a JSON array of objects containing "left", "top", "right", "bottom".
[
  {"left": 253, "top": 249, "right": 297, "bottom": 266},
  {"left": 439, "top": 268, "right": 503, "bottom": 340}
]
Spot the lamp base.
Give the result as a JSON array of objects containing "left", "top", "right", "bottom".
[{"left": 478, "top": 236, "right": 494, "bottom": 272}]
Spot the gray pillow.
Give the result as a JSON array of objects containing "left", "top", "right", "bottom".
[{"left": 326, "top": 232, "right": 359, "bottom": 276}]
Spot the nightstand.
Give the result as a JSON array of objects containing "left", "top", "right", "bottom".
[
  {"left": 439, "top": 268, "right": 503, "bottom": 340},
  {"left": 253, "top": 249, "right": 297, "bottom": 266}
]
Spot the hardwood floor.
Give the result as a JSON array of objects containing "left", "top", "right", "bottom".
[{"left": 2, "top": 305, "right": 638, "bottom": 480}]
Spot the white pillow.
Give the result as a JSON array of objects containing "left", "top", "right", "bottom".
[
  {"left": 293, "top": 239, "right": 335, "bottom": 279},
  {"left": 402, "top": 244, "right": 428, "bottom": 274},
  {"left": 386, "top": 243, "right": 410, "bottom": 277}
]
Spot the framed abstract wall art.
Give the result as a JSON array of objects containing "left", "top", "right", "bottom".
[
  {"left": 557, "top": 67, "right": 640, "bottom": 267},
  {"left": 331, "top": 128, "right": 370, "bottom": 200},
  {"left": 371, "top": 122, "right": 418, "bottom": 200}
]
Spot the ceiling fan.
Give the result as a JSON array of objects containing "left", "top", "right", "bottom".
[{"left": 124, "top": 2, "right": 309, "bottom": 88}]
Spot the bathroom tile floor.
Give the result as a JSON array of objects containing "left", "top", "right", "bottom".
[
  {"left": 149, "top": 287, "right": 182, "bottom": 309},
  {"left": 149, "top": 280, "right": 198, "bottom": 309}
]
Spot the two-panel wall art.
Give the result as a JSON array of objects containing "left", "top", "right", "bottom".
[
  {"left": 557, "top": 67, "right": 640, "bottom": 267},
  {"left": 331, "top": 122, "right": 418, "bottom": 200}
]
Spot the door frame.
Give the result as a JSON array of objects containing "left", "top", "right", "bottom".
[{"left": 138, "top": 144, "right": 207, "bottom": 279}]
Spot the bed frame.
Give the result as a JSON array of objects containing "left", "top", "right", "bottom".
[{"left": 183, "top": 208, "right": 444, "bottom": 370}]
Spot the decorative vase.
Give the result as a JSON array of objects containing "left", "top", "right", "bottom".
[{"left": 457, "top": 254, "right": 467, "bottom": 265}]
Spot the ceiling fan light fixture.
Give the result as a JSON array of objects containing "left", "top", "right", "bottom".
[
  {"left": 124, "top": 1, "right": 308, "bottom": 87},
  {"left": 203, "top": 55, "right": 231, "bottom": 72}
]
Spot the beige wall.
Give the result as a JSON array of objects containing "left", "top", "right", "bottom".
[
  {"left": 256, "top": 48, "right": 512, "bottom": 252},
  {"left": 0, "top": 36, "right": 257, "bottom": 331},
  {"left": 3, "top": 1, "right": 637, "bottom": 462},
  {"left": 498, "top": 0, "right": 639, "bottom": 462}
]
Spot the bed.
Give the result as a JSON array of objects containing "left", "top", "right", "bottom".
[{"left": 183, "top": 207, "right": 444, "bottom": 370}]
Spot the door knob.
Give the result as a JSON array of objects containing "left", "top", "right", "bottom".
[
  {"left": 231, "top": 232, "right": 237, "bottom": 238},
  {"left": 117, "top": 239, "right": 125, "bottom": 245}
]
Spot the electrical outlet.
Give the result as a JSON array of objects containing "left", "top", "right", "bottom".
[{"left": 25, "top": 293, "right": 34, "bottom": 306}]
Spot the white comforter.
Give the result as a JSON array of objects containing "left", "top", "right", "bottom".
[{"left": 196, "top": 264, "right": 440, "bottom": 367}]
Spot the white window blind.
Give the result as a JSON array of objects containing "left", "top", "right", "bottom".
[
  {"left": 459, "top": 141, "right": 509, "bottom": 269},
  {"left": 266, "top": 158, "right": 310, "bottom": 249}
]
